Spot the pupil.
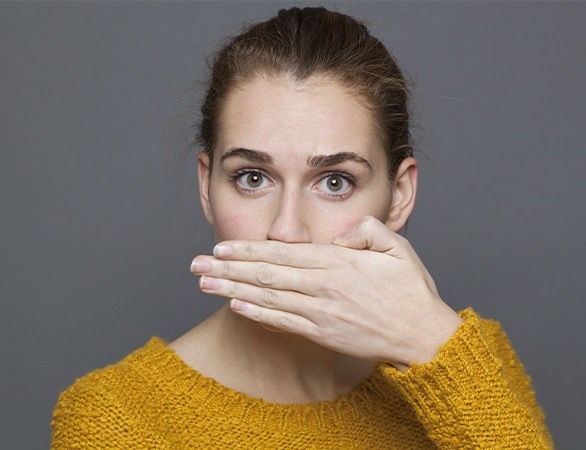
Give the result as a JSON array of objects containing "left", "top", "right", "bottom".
[
  {"left": 247, "top": 172, "right": 262, "bottom": 187},
  {"left": 327, "top": 176, "right": 342, "bottom": 191}
]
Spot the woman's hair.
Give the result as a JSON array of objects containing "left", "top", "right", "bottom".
[{"left": 197, "top": 6, "right": 413, "bottom": 180}]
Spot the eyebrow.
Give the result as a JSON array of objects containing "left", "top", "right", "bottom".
[
  {"left": 220, "top": 148, "right": 273, "bottom": 165},
  {"left": 307, "top": 152, "right": 371, "bottom": 170},
  {"left": 220, "top": 147, "right": 371, "bottom": 170}
]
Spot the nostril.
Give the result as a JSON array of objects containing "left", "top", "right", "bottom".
[
  {"left": 266, "top": 217, "right": 311, "bottom": 243},
  {"left": 266, "top": 195, "right": 311, "bottom": 243}
]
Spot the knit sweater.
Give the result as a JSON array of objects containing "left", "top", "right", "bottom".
[{"left": 51, "top": 309, "right": 553, "bottom": 449}]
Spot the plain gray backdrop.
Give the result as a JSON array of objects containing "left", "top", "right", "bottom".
[{"left": 1, "top": 1, "right": 584, "bottom": 448}]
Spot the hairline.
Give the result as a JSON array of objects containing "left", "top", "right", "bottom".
[{"left": 208, "top": 70, "right": 391, "bottom": 175}]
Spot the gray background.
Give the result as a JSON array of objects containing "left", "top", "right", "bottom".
[{"left": 1, "top": 1, "right": 584, "bottom": 448}]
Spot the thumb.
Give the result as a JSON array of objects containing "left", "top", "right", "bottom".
[{"left": 332, "top": 215, "right": 401, "bottom": 255}]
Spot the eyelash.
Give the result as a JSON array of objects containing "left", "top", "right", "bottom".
[{"left": 228, "top": 169, "right": 356, "bottom": 199}]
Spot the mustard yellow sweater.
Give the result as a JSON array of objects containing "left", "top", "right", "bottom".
[{"left": 51, "top": 310, "right": 553, "bottom": 449}]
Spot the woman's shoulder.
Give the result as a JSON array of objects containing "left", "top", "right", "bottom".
[
  {"left": 51, "top": 338, "right": 179, "bottom": 448},
  {"left": 54, "top": 337, "right": 169, "bottom": 409}
]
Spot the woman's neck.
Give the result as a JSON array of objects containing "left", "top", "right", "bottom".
[{"left": 169, "top": 303, "right": 377, "bottom": 404}]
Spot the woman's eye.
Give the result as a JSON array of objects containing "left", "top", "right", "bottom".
[
  {"left": 316, "top": 174, "right": 353, "bottom": 197},
  {"left": 235, "top": 171, "right": 268, "bottom": 191},
  {"left": 326, "top": 175, "right": 344, "bottom": 192}
]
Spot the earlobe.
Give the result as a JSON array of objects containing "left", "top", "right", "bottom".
[
  {"left": 386, "top": 157, "right": 418, "bottom": 232},
  {"left": 197, "top": 152, "right": 214, "bottom": 226}
]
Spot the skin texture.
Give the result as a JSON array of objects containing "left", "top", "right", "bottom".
[
  {"left": 189, "top": 75, "right": 462, "bottom": 375},
  {"left": 201, "top": 75, "right": 400, "bottom": 243}
]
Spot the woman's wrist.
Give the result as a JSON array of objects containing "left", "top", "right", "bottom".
[{"left": 387, "top": 299, "right": 463, "bottom": 372}]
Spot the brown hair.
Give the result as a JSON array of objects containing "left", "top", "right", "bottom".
[{"left": 197, "top": 6, "right": 413, "bottom": 179}]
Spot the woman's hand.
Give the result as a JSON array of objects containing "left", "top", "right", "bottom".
[{"left": 191, "top": 216, "right": 462, "bottom": 371}]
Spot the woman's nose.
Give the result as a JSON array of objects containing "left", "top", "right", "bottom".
[{"left": 266, "top": 191, "right": 311, "bottom": 243}]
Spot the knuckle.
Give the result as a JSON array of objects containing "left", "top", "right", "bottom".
[
  {"left": 395, "top": 232, "right": 408, "bottom": 245},
  {"left": 358, "top": 215, "right": 377, "bottom": 233},
  {"left": 262, "top": 288, "right": 278, "bottom": 306},
  {"left": 256, "top": 263, "right": 273, "bottom": 285},
  {"left": 227, "top": 280, "right": 238, "bottom": 297},
  {"left": 310, "top": 325, "right": 327, "bottom": 342},
  {"left": 277, "top": 314, "right": 292, "bottom": 331},
  {"left": 314, "top": 300, "right": 331, "bottom": 318},
  {"left": 360, "top": 214, "right": 375, "bottom": 226},
  {"left": 243, "top": 243, "right": 254, "bottom": 259},
  {"left": 394, "top": 234, "right": 411, "bottom": 255},
  {"left": 320, "top": 279, "right": 341, "bottom": 296},
  {"left": 334, "top": 249, "right": 362, "bottom": 268},
  {"left": 274, "top": 243, "right": 293, "bottom": 265},
  {"left": 220, "top": 260, "right": 230, "bottom": 277},
  {"left": 341, "top": 253, "right": 361, "bottom": 271}
]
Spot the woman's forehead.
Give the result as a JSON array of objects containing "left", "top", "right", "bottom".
[{"left": 216, "top": 76, "right": 383, "bottom": 163}]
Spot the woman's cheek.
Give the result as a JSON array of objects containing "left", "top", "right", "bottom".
[
  {"left": 211, "top": 207, "right": 270, "bottom": 242},
  {"left": 311, "top": 199, "right": 388, "bottom": 244},
  {"left": 316, "top": 217, "right": 363, "bottom": 243}
]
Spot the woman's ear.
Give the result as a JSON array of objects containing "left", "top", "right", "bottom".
[
  {"left": 197, "top": 152, "right": 214, "bottom": 226},
  {"left": 385, "top": 157, "right": 418, "bottom": 232}
]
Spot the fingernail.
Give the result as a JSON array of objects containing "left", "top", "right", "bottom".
[
  {"left": 199, "top": 275, "right": 219, "bottom": 290},
  {"left": 332, "top": 231, "right": 349, "bottom": 244},
  {"left": 191, "top": 259, "right": 212, "bottom": 273},
  {"left": 230, "top": 299, "right": 247, "bottom": 312},
  {"left": 214, "top": 244, "right": 233, "bottom": 258}
]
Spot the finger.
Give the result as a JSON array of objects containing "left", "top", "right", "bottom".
[
  {"left": 332, "top": 215, "right": 405, "bottom": 256},
  {"left": 212, "top": 240, "right": 339, "bottom": 268},
  {"left": 194, "top": 258, "right": 323, "bottom": 295},
  {"left": 199, "top": 275, "right": 312, "bottom": 316},
  {"left": 229, "top": 299, "right": 318, "bottom": 337}
]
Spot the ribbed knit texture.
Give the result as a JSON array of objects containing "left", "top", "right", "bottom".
[{"left": 51, "top": 309, "right": 553, "bottom": 449}]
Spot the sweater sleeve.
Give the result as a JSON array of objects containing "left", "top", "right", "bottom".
[{"left": 379, "top": 308, "right": 554, "bottom": 449}]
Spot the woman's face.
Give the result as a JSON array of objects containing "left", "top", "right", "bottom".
[{"left": 199, "top": 76, "right": 412, "bottom": 244}]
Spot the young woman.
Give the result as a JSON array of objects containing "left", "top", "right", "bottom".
[{"left": 52, "top": 7, "right": 553, "bottom": 448}]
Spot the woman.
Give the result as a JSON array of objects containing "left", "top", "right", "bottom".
[{"left": 51, "top": 7, "right": 553, "bottom": 448}]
